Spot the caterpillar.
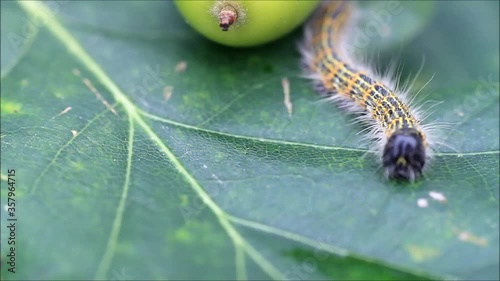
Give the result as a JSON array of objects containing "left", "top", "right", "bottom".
[{"left": 299, "top": 1, "right": 435, "bottom": 181}]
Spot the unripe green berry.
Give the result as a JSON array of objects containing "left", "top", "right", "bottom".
[{"left": 174, "top": 0, "right": 320, "bottom": 47}]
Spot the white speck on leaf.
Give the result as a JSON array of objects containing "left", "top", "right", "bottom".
[
  {"left": 429, "top": 191, "right": 446, "bottom": 203},
  {"left": 175, "top": 61, "right": 187, "bottom": 73},
  {"left": 282, "top": 77, "right": 292, "bottom": 117},
  {"left": 417, "top": 198, "right": 428, "bottom": 208},
  {"left": 51, "top": 106, "right": 72, "bottom": 120},
  {"left": 60, "top": 106, "right": 72, "bottom": 115}
]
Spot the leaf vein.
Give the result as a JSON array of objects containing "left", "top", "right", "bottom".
[
  {"left": 139, "top": 110, "right": 499, "bottom": 157},
  {"left": 94, "top": 112, "right": 136, "bottom": 280},
  {"left": 227, "top": 215, "right": 456, "bottom": 280}
]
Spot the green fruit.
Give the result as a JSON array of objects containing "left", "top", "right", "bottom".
[{"left": 174, "top": 0, "right": 320, "bottom": 47}]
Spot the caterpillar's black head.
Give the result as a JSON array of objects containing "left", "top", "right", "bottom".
[{"left": 383, "top": 128, "right": 426, "bottom": 181}]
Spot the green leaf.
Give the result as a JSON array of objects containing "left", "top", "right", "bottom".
[{"left": 1, "top": 1, "right": 498, "bottom": 280}]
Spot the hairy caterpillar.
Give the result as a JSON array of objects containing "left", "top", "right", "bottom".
[{"left": 300, "top": 1, "right": 435, "bottom": 181}]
